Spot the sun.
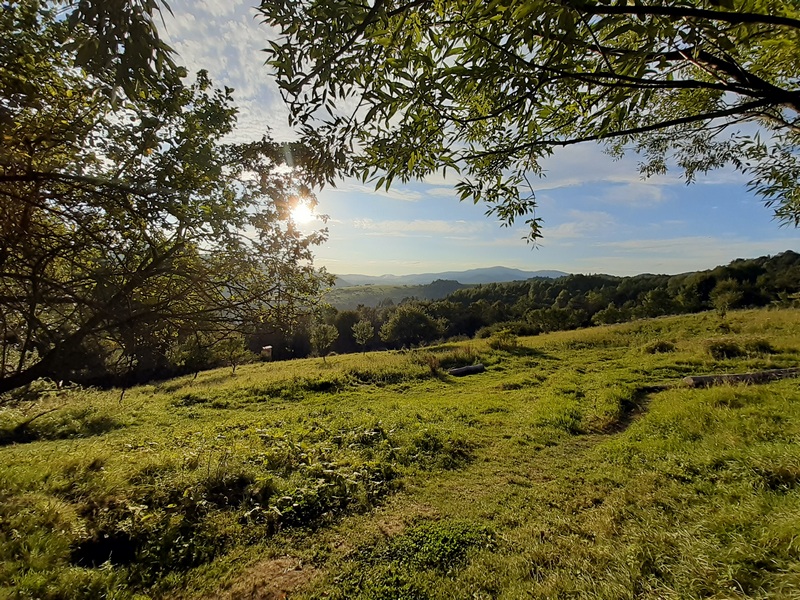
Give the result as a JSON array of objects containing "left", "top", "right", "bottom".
[{"left": 291, "top": 202, "right": 316, "bottom": 225}]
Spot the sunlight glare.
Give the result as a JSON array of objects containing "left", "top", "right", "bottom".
[{"left": 291, "top": 202, "right": 316, "bottom": 224}]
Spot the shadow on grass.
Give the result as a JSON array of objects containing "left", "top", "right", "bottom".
[
  {"left": 507, "top": 346, "right": 551, "bottom": 359},
  {"left": 0, "top": 409, "right": 121, "bottom": 446}
]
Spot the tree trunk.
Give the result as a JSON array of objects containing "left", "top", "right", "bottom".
[
  {"left": 0, "top": 355, "right": 60, "bottom": 395},
  {"left": 448, "top": 364, "right": 486, "bottom": 377},
  {"left": 683, "top": 368, "right": 800, "bottom": 388}
]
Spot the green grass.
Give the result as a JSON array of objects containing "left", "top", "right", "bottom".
[{"left": 1, "top": 309, "right": 799, "bottom": 599}]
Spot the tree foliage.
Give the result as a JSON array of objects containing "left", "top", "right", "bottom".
[
  {"left": 260, "top": 0, "right": 800, "bottom": 239},
  {"left": 379, "top": 304, "right": 443, "bottom": 347},
  {"left": 352, "top": 319, "right": 375, "bottom": 352},
  {"left": 0, "top": 1, "right": 330, "bottom": 393},
  {"left": 311, "top": 323, "right": 339, "bottom": 359}
]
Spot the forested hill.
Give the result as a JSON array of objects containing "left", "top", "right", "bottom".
[
  {"left": 437, "top": 250, "right": 800, "bottom": 334},
  {"left": 324, "top": 279, "right": 469, "bottom": 310},
  {"left": 325, "top": 267, "right": 569, "bottom": 309},
  {"left": 298, "top": 251, "right": 800, "bottom": 357}
]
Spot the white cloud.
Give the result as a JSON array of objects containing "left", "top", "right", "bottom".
[
  {"left": 545, "top": 210, "right": 616, "bottom": 241},
  {"left": 536, "top": 144, "right": 682, "bottom": 191},
  {"left": 331, "top": 182, "right": 423, "bottom": 202},
  {"left": 472, "top": 235, "right": 535, "bottom": 248},
  {"left": 602, "top": 183, "right": 667, "bottom": 207},
  {"left": 162, "top": 11, "right": 199, "bottom": 38},
  {"left": 162, "top": 1, "right": 297, "bottom": 142},
  {"left": 425, "top": 186, "right": 458, "bottom": 198},
  {"left": 197, "top": 0, "right": 240, "bottom": 18},
  {"left": 352, "top": 219, "right": 486, "bottom": 237},
  {"left": 598, "top": 236, "right": 714, "bottom": 253},
  {"left": 420, "top": 170, "right": 458, "bottom": 186}
]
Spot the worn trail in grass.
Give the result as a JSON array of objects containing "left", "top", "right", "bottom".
[
  {"left": 267, "top": 380, "right": 658, "bottom": 600},
  {"left": 2, "top": 309, "right": 800, "bottom": 599},
  {"left": 290, "top": 380, "right": 800, "bottom": 599}
]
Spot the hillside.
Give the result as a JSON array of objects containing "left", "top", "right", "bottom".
[
  {"left": 2, "top": 309, "right": 799, "bottom": 599},
  {"left": 323, "top": 279, "right": 469, "bottom": 310}
]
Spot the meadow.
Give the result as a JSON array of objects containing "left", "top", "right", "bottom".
[{"left": 1, "top": 308, "right": 799, "bottom": 599}]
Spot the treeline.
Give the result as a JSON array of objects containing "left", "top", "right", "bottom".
[
  {"left": 275, "top": 251, "right": 800, "bottom": 356},
  {"left": 8, "top": 251, "right": 797, "bottom": 392}
]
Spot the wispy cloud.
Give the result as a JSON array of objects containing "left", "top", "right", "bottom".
[
  {"left": 158, "top": 1, "right": 788, "bottom": 279},
  {"left": 602, "top": 183, "right": 667, "bottom": 207},
  {"left": 425, "top": 186, "right": 458, "bottom": 198},
  {"left": 600, "top": 236, "right": 796, "bottom": 254},
  {"left": 352, "top": 219, "right": 486, "bottom": 237},
  {"left": 331, "top": 182, "right": 423, "bottom": 202},
  {"left": 545, "top": 210, "right": 616, "bottom": 241},
  {"left": 536, "top": 144, "right": 682, "bottom": 191}
]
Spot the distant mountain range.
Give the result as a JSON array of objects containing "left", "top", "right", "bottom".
[{"left": 335, "top": 266, "right": 568, "bottom": 287}]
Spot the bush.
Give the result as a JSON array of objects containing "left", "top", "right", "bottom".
[
  {"left": 706, "top": 339, "right": 744, "bottom": 360},
  {"left": 706, "top": 336, "right": 775, "bottom": 360},
  {"left": 487, "top": 330, "right": 519, "bottom": 351},
  {"left": 743, "top": 337, "right": 775, "bottom": 355},
  {"left": 642, "top": 340, "right": 676, "bottom": 354}
]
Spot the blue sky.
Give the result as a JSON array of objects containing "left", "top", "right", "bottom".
[{"left": 162, "top": 0, "right": 797, "bottom": 277}]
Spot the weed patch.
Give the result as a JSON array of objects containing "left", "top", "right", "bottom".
[
  {"left": 386, "top": 521, "right": 495, "bottom": 572},
  {"left": 641, "top": 340, "right": 675, "bottom": 354},
  {"left": 316, "top": 521, "right": 494, "bottom": 599},
  {"left": 414, "top": 345, "right": 481, "bottom": 372},
  {"left": 487, "top": 330, "right": 519, "bottom": 351},
  {"left": 2, "top": 411, "right": 474, "bottom": 597}
]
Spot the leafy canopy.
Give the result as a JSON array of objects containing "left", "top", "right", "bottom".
[
  {"left": 259, "top": 0, "right": 800, "bottom": 240},
  {"left": 352, "top": 319, "right": 375, "bottom": 350},
  {"left": 379, "top": 304, "right": 443, "bottom": 347},
  {"left": 1, "top": 1, "right": 330, "bottom": 393}
]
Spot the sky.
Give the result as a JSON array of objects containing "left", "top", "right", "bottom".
[{"left": 161, "top": 0, "right": 797, "bottom": 277}]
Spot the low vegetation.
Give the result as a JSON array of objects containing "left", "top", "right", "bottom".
[{"left": 1, "top": 308, "right": 799, "bottom": 598}]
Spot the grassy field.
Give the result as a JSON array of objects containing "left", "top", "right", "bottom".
[{"left": 1, "top": 309, "right": 799, "bottom": 599}]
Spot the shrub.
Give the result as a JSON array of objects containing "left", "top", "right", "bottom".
[
  {"left": 743, "top": 337, "right": 775, "bottom": 355},
  {"left": 706, "top": 336, "right": 775, "bottom": 360},
  {"left": 487, "top": 329, "right": 519, "bottom": 351},
  {"left": 706, "top": 339, "right": 744, "bottom": 360},
  {"left": 642, "top": 340, "right": 676, "bottom": 354}
]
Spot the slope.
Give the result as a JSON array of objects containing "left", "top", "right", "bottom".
[{"left": 1, "top": 309, "right": 799, "bottom": 599}]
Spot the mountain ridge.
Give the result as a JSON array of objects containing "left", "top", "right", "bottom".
[{"left": 335, "top": 266, "right": 568, "bottom": 287}]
